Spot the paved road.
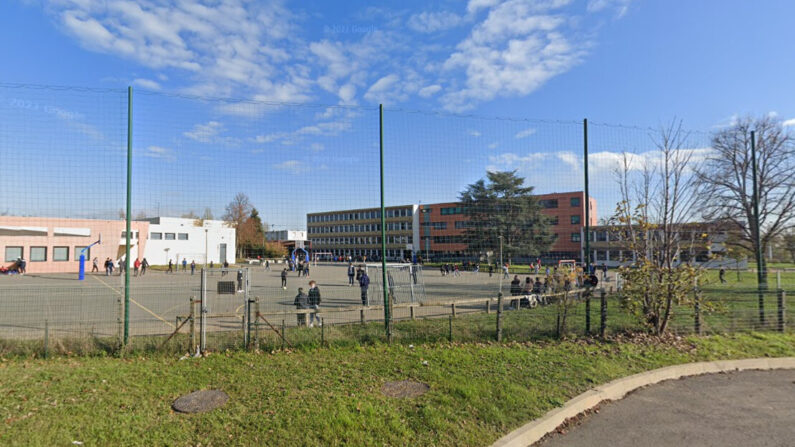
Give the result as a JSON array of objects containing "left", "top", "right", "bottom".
[{"left": 539, "top": 369, "right": 795, "bottom": 447}]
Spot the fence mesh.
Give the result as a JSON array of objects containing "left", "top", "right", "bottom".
[{"left": 0, "top": 83, "right": 793, "bottom": 355}]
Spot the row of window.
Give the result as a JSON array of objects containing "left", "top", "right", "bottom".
[
  {"left": 539, "top": 197, "right": 581, "bottom": 209},
  {"left": 320, "top": 248, "right": 407, "bottom": 259},
  {"left": 4, "top": 245, "right": 90, "bottom": 262},
  {"left": 308, "top": 208, "right": 412, "bottom": 223},
  {"left": 308, "top": 222, "right": 412, "bottom": 234},
  {"left": 440, "top": 206, "right": 465, "bottom": 215},
  {"left": 150, "top": 232, "right": 189, "bottom": 240},
  {"left": 309, "top": 235, "right": 413, "bottom": 245}
]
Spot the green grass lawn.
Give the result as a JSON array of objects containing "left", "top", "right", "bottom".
[{"left": 1, "top": 332, "right": 793, "bottom": 446}]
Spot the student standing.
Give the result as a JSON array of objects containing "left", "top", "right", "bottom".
[
  {"left": 294, "top": 288, "right": 309, "bottom": 326},
  {"left": 133, "top": 258, "right": 141, "bottom": 277},
  {"left": 281, "top": 268, "right": 288, "bottom": 289},
  {"left": 92, "top": 257, "right": 99, "bottom": 273},
  {"left": 141, "top": 258, "right": 149, "bottom": 276},
  {"left": 359, "top": 270, "right": 370, "bottom": 306},
  {"left": 347, "top": 263, "right": 355, "bottom": 286},
  {"left": 190, "top": 260, "right": 196, "bottom": 275},
  {"left": 167, "top": 259, "right": 173, "bottom": 274},
  {"left": 307, "top": 280, "right": 321, "bottom": 327},
  {"left": 182, "top": 258, "right": 187, "bottom": 272}
]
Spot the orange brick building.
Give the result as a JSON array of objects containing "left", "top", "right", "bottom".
[{"left": 417, "top": 191, "right": 596, "bottom": 262}]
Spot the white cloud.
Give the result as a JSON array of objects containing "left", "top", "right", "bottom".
[
  {"left": 144, "top": 145, "right": 176, "bottom": 161},
  {"left": 184, "top": 121, "right": 223, "bottom": 143},
  {"left": 514, "top": 127, "right": 536, "bottom": 139},
  {"left": 418, "top": 85, "right": 442, "bottom": 98},
  {"left": 441, "top": 0, "right": 588, "bottom": 111},
  {"left": 587, "top": 0, "right": 632, "bottom": 18},
  {"left": 407, "top": 11, "right": 464, "bottom": 33},
  {"left": 488, "top": 142, "right": 499, "bottom": 149},
  {"left": 273, "top": 160, "right": 310, "bottom": 174},
  {"left": 132, "top": 78, "right": 161, "bottom": 90},
  {"left": 310, "top": 143, "right": 325, "bottom": 152},
  {"left": 782, "top": 118, "right": 795, "bottom": 127},
  {"left": 468, "top": 130, "right": 482, "bottom": 137},
  {"left": 364, "top": 74, "right": 405, "bottom": 104}
]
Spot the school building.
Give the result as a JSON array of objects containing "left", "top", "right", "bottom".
[
  {"left": 1, "top": 216, "right": 234, "bottom": 274},
  {"left": 305, "top": 192, "right": 596, "bottom": 262}
]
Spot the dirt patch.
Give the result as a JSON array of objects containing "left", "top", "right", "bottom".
[{"left": 381, "top": 380, "right": 430, "bottom": 398}]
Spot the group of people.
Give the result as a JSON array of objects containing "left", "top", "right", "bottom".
[
  {"left": 0, "top": 257, "right": 27, "bottom": 275},
  {"left": 166, "top": 258, "right": 197, "bottom": 275},
  {"left": 290, "top": 263, "right": 372, "bottom": 327},
  {"left": 93, "top": 257, "right": 150, "bottom": 277}
]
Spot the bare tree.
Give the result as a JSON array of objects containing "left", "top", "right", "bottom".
[
  {"left": 223, "top": 193, "right": 254, "bottom": 258},
  {"left": 611, "top": 121, "right": 708, "bottom": 334},
  {"left": 697, "top": 116, "right": 795, "bottom": 287},
  {"left": 202, "top": 208, "right": 214, "bottom": 220},
  {"left": 181, "top": 210, "right": 199, "bottom": 219}
]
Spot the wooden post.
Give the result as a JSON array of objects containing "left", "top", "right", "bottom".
[
  {"left": 694, "top": 287, "right": 702, "bottom": 335},
  {"left": 496, "top": 293, "right": 503, "bottom": 342},
  {"left": 486, "top": 300, "right": 491, "bottom": 314},
  {"left": 778, "top": 290, "right": 786, "bottom": 333},
  {"left": 448, "top": 315, "right": 453, "bottom": 342},
  {"left": 254, "top": 301, "right": 260, "bottom": 350},
  {"left": 360, "top": 309, "right": 366, "bottom": 325},
  {"left": 599, "top": 288, "right": 607, "bottom": 338},
  {"left": 410, "top": 305, "right": 415, "bottom": 320},
  {"left": 189, "top": 297, "right": 196, "bottom": 352},
  {"left": 451, "top": 302, "right": 457, "bottom": 318},
  {"left": 585, "top": 293, "right": 591, "bottom": 335}
]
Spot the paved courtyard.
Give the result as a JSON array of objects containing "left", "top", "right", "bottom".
[{"left": 0, "top": 263, "right": 531, "bottom": 339}]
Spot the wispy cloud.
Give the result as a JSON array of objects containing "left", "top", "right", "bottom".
[
  {"left": 144, "top": 145, "right": 176, "bottom": 161},
  {"left": 273, "top": 160, "right": 310, "bottom": 174},
  {"left": 514, "top": 127, "right": 536, "bottom": 139},
  {"left": 132, "top": 78, "right": 161, "bottom": 90}
]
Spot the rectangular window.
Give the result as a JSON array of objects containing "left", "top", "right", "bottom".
[
  {"left": 570, "top": 232, "right": 581, "bottom": 242},
  {"left": 596, "top": 231, "right": 608, "bottom": 242},
  {"left": 540, "top": 199, "right": 559, "bottom": 209},
  {"left": 165, "top": 233, "right": 176, "bottom": 240},
  {"left": 75, "top": 246, "right": 89, "bottom": 260},
  {"left": 30, "top": 246, "right": 47, "bottom": 262},
  {"left": 4, "top": 246, "right": 22, "bottom": 262},
  {"left": 151, "top": 232, "right": 162, "bottom": 240},
  {"left": 571, "top": 215, "right": 581, "bottom": 225},
  {"left": 53, "top": 246, "right": 69, "bottom": 261},
  {"left": 570, "top": 197, "right": 581, "bottom": 207},
  {"left": 178, "top": 233, "right": 188, "bottom": 240}
]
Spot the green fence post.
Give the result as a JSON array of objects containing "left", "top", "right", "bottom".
[
  {"left": 750, "top": 130, "right": 766, "bottom": 326},
  {"left": 585, "top": 292, "right": 591, "bottom": 334},
  {"left": 123, "top": 86, "right": 132, "bottom": 345},
  {"left": 496, "top": 292, "right": 503, "bottom": 342},
  {"left": 778, "top": 290, "right": 786, "bottom": 333},
  {"left": 600, "top": 288, "right": 607, "bottom": 338},
  {"left": 583, "top": 118, "right": 591, "bottom": 273},
  {"left": 694, "top": 286, "right": 702, "bottom": 335},
  {"left": 448, "top": 315, "right": 453, "bottom": 342},
  {"left": 43, "top": 320, "right": 49, "bottom": 359},
  {"left": 379, "top": 104, "right": 390, "bottom": 343}
]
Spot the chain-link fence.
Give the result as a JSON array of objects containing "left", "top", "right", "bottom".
[{"left": 0, "top": 82, "right": 792, "bottom": 355}]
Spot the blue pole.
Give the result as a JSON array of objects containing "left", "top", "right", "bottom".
[{"left": 79, "top": 254, "right": 85, "bottom": 280}]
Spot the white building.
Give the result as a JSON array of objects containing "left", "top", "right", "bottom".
[
  {"left": 139, "top": 217, "right": 235, "bottom": 266},
  {"left": 265, "top": 230, "right": 307, "bottom": 242}
]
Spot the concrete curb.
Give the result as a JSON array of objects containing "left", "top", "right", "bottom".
[{"left": 491, "top": 357, "right": 795, "bottom": 447}]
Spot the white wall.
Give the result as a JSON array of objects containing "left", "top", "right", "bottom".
[{"left": 140, "top": 217, "right": 235, "bottom": 266}]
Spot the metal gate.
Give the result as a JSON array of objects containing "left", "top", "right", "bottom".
[{"left": 199, "top": 267, "right": 251, "bottom": 352}]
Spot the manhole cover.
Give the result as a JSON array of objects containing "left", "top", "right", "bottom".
[
  {"left": 172, "top": 390, "right": 229, "bottom": 413},
  {"left": 381, "top": 380, "right": 430, "bottom": 398}
]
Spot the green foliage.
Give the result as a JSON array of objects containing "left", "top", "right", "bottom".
[{"left": 459, "top": 170, "right": 554, "bottom": 261}]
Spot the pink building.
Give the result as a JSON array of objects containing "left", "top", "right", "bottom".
[{"left": 0, "top": 217, "right": 150, "bottom": 274}]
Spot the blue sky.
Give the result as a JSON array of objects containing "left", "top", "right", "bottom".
[{"left": 1, "top": 0, "right": 794, "bottom": 228}]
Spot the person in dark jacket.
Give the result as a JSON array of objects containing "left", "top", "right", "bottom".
[
  {"left": 237, "top": 269, "right": 244, "bottom": 292},
  {"left": 347, "top": 263, "right": 355, "bottom": 286},
  {"left": 294, "top": 287, "right": 309, "bottom": 326},
  {"left": 281, "top": 268, "right": 288, "bottom": 289},
  {"left": 510, "top": 275, "right": 522, "bottom": 309},
  {"left": 359, "top": 270, "right": 370, "bottom": 306},
  {"left": 307, "top": 280, "right": 321, "bottom": 327}
]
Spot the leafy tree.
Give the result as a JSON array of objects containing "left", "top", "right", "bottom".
[
  {"left": 459, "top": 170, "right": 554, "bottom": 263},
  {"left": 696, "top": 116, "right": 795, "bottom": 288},
  {"left": 238, "top": 208, "right": 266, "bottom": 250}
]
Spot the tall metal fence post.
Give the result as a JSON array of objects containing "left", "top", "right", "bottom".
[
  {"left": 200, "top": 268, "right": 207, "bottom": 353},
  {"left": 43, "top": 320, "right": 49, "bottom": 359},
  {"left": 750, "top": 130, "right": 767, "bottom": 326},
  {"left": 123, "top": 86, "right": 133, "bottom": 345},
  {"left": 243, "top": 268, "right": 250, "bottom": 348},
  {"left": 254, "top": 300, "right": 260, "bottom": 350},
  {"left": 379, "top": 104, "right": 390, "bottom": 343},
  {"left": 448, "top": 315, "right": 453, "bottom": 342},
  {"left": 496, "top": 292, "right": 503, "bottom": 342},
  {"left": 583, "top": 118, "right": 591, "bottom": 274},
  {"left": 599, "top": 288, "right": 607, "bottom": 338},
  {"left": 777, "top": 290, "right": 786, "bottom": 333}
]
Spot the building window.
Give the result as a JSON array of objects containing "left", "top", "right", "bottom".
[
  {"left": 571, "top": 215, "right": 581, "bottom": 225},
  {"left": 596, "top": 231, "right": 608, "bottom": 242},
  {"left": 165, "top": 233, "right": 176, "bottom": 240},
  {"left": 30, "top": 246, "right": 47, "bottom": 262},
  {"left": 570, "top": 232, "right": 581, "bottom": 242},
  {"left": 75, "top": 246, "right": 89, "bottom": 260},
  {"left": 540, "top": 199, "right": 558, "bottom": 209},
  {"left": 4, "top": 246, "right": 22, "bottom": 262},
  {"left": 570, "top": 197, "right": 581, "bottom": 207},
  {"left": 53, "top": 246, "right": 69, "bottom": 261},
  {"left": 178, "top": 233, "right": 189, "bottom": 240},
  {"left": 151, "top": 232, "right": 162, "bottom": 240}
]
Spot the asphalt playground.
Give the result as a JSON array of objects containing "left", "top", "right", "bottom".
[{"left": 0, "top": 263, "right": 525, "bottom": 340}]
